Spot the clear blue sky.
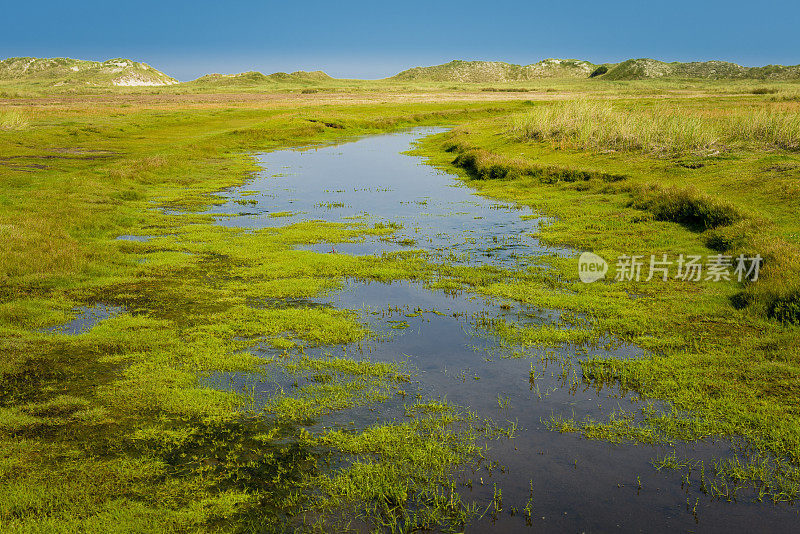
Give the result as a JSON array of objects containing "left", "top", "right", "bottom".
[{"left": 2, "top": 0, "right": 797, "bottom": 81}]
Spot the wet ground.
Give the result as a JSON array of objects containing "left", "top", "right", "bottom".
[{"left": 203, "top": 129, "right": 800, "bottom": 531}]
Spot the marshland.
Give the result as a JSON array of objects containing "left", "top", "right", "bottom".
[{"left": 2, "top": 55, "right": 800, "bottom": 532}]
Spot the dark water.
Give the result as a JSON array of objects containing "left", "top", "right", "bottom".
[
  {"left": 44, "top": 304, "right": 122, "bottom": 335},
  {"left": 209, "top": 129, "right": 799, "bottom": 532}
]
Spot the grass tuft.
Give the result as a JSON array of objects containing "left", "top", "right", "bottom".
[
  {"left": 0, "top": 110, "right": 29, "bottom": 130},
  {"left": 629, "top": 184, "right": 741, "bottom": 229}
]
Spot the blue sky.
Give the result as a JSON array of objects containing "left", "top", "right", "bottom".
[{"left": 2, "top": 0, "right": 798, "bottom": 81}]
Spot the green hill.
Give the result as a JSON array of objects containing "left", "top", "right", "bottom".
[
  {"left": 391, "top": 59, "right": 596, "bottom": 82},
  {"left": 393, "top": 58, "right": 800, "bottom": 82},
  {"left": 601, "top": 58, "right": 800, "bottom": 80},
  {"left": 188, "top": 70, "right": 333, "bottom": 87},
  {"left": 5, "top": 56, "right": 800, "bottom": 89},
  {"left": 0, "top": 57, "right": 177, "bottom": 86},
  {"left": 266, "top": 71, "right": 332, "bottom": 82}
]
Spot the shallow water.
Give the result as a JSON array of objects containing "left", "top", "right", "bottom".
[
  {"left": 212, "top": 129, "right": 800, "bottom": 532},
  {"left": 44, "top": 304, "right": 122, "bottom": 335},
  {"left": 213, "top": 127, "right": 570, "bottom": 267},
  {"left": 115, "top": 234, "right": 153, "bottom": 242}
]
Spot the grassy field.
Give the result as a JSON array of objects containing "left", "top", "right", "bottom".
[
  {"left": 4, "top": 73, "right": 800, "bottom": 98},
  {"left": 1, "top": 81, "right": 800, "bottom": 530}
]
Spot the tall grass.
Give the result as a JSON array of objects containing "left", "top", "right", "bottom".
[
  {"left": 729, "top": 108, "right": 800, "bottom": 150},
  {"left": 511, "top": 99, "right": 800, "bottom": 154},
  {"left": 0, "top": 110, "right": 29, "bottom": 130},
  {"left": 510, "top": 99, "right": 718, "bottom": 155}
]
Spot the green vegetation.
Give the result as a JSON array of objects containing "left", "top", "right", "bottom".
[
  {"left": 589, "top": 65, "right": 609, "bottom": 78},
  {"left": 0, "top": 98, "right": 527, "bottom": 531},
  {"left": 4, "top": 70, "right": 800, "bottom": 529},
  {"left": 601, "top": 58, "right": 800, "bottom": 81},
  {"left": 392, "top": 58, "right": 800, "bottom": 83},
  {"left": 187, "top": 70, "right": 333, "bottom": 89}
]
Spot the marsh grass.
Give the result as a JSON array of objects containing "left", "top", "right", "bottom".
[
  {"left": 628, "top": 184, "right": 742, "bottom": 229},
  {"left": 510, "top": 98, "right": 800, "bottom": 153},
  {"left": 510, "top": 99, "right": 719, "bottom": 155},
  {"left": 728, "top": 107, "right": 800, "bottom": 150},
  {"left": 652, "top": 451, "right": 800, "bottom": 503}
]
